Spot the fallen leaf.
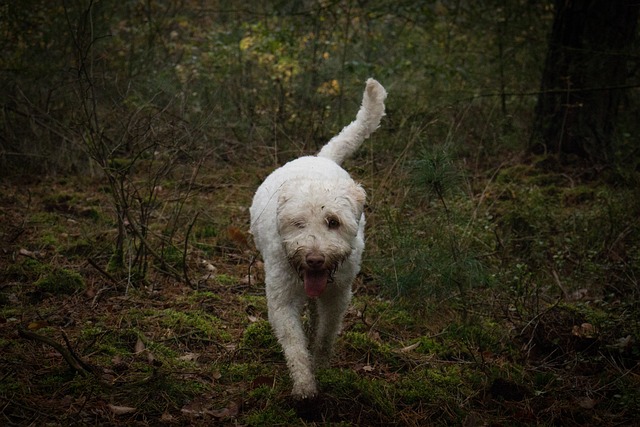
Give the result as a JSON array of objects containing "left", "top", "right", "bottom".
[
  {"left": 240, "top": 274, "right": 255, "bottom": 285},
  {"left": 572, "top": 323, "right": 596, "bottom": 338},
  {"left": 210, "top": 401, "right": 239, "bottom": 418},
  {"left": 27, "top": 321, "right": 48, "bottom": 330},
  {"left": 134, "top": 337, "right": 146, "bottom": 354},
  {"left": 568, "top": 288, "right": 589, "bottom": 301},
  {"left": 160, "top": 411, "right": 175, "bottom": 422},
  {"left": 18, "top": 248, "right": 36, "bottom": 257},
  {"left": 227, "top": 226, "right": 248, "bottom": 248},
  {"left": 368, "top": 330, "right": 381, "bottom": 341},
  {"left": 178, "top": 352, "right": 200, "bottom": 362},
  {"left": 181, "top": 400, "right": 206, "bottom": 417},
  {"left": 577, "top": 396, "right": 596, "bottom": 409},
  {"left": 200, "top": 260, "right": 217, "bottom": 272},
  {"left": 108, "top": 404, "right": 137, "bottom": 415},
  {"left": 84, "top": 286, "right": 96, "bottom": 298},
  {"left": 614, "top": 335, "right": 632, "bottom": 350},
  {"left": 400, "top": 342, "right": 420, "bottom": 352}
]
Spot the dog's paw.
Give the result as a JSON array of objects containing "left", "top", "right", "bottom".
[
  {"left": 291, "top": 379, "right": 318, "bottom": 400},
  {"left": 289, "top": 393, "right": 324, "bottom": 421}
]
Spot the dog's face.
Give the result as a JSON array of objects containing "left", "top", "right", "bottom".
[{"left": 276, "top": 178, "right": 365, "bottom": 298}]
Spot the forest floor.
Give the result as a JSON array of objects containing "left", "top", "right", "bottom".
[{"left": 1, "top": 154, "right": 639, "bottom": 426}]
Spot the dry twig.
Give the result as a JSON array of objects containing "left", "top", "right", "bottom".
[{"left": 17, "top": 328, "right": 97, "bottom": 377}]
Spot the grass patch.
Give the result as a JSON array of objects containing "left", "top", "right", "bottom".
[{"left": 34, "top": 268, "right": 85, "bottom": 295}]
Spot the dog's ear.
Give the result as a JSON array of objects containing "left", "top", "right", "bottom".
[
  {"left": 276, "top": 181, "right": 293, "bottom": 211},
  {"left": 346, "top": 183, "right": 366, "bottom": 218}
]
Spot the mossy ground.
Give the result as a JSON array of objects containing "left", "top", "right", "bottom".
[{"left": 1, "top": 155, "right": 639, "bottom": 426}]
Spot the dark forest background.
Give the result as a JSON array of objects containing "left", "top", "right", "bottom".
[{"left": 1, "top": 1, "right": 639, "bottom": 425}]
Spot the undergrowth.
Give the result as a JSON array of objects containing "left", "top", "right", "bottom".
[{"left": 1, "top": 160, "right": 639, "bottom": 424}]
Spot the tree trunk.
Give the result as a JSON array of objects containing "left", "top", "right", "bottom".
[{"left": 530, "top": 0, "right": 639, "bottom": 164}]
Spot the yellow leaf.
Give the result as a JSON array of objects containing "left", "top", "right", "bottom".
[{"left": 27, "top": 321, "right": 47, "bottom": 330}]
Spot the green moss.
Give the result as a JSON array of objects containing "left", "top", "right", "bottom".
[
  {"left": 34, "top": 369, "right": 77, "bottom": 392},
  {"left": 144, "top": 339, "right": 180, "bottom": 359},
  {"left": 245, "top": 385, "right": 269, "bottom": 401},
  {"left": 0, "top": 307, "right": 20, "bottom": 319},
  {"left": 241, "top": 320, "right": 279, "bottom": 354},
  {"left": 239, "top": 294, "right": 267, "bottom": 313},
  {"left": 244, "top": 406, "right": 297, "bottom": 427},
  {"left": 445, "top": 321, "right": 504, "bottom": 355},
  {"left": 494, "top": 164, "right": 534, "bottom": 184},
  {"left": 42, "top": 192, "right": 73, "bottom": 205},
  {"left": 221, "top": 362, "right": 272, "bottom": 383},
  {"left": 4, "top": 260, "right": 53, "bottom": 293},
  {"left": 562, "top": 185, "right": 596, "bottom": 206},
  {"left": 184, "top": 290, "right": 222, "bottom": 304},
  {"left": 107, "top": 157, "right": 134, "bottom": 171},
  {"left": 154, "top": 308, "right": 231, "bottom": 342},
  {"left": 397, "top": 365, "right": 477, "bottom": 407},
  {"left": 359, "top": 299, "right": 416, "bottom": 329},
  {"left": 160, "top": 245, "right": 184, "bottom": 268},
  {"left": 81, "top": 207, "right": 100, "bottom": 221},
  {"left": 77, "top": 327, "right": 135, "bottom": 359},
  {"left": 143, "top": 375, "right": 209, "bottom": 407},
  {"left": 60, "top": 239, "right": 95, "bottom": 258},
  {"left": 317, "top": 369, "right": 395, "bottom": 415},
  {"left": 39, "top": 233, "right": 59, "bottom": 247},
  {"left": 194, "top": 223, "right": 218, "bottom": 239},
  {"left": 0, "top": 376, "right": 25, "bottom": 394},
  {"left": 214, "top": 274, "right": 237, "bottom": 286},
  {"left": 29, "top": 211, "right": 59, "bottom": 224},
  {"left": 34, "top": 268, "right": 85, "bottom": 295},
  {"left": 317, "top": 367, "right": 360, "bottom": 395},
  {"left": 107, "top": 248, "right": 125, "bottom": 272},
  {"left": 341, "top": 331, "right": 396, "bottom": 364},
  {"left": 415, "top": 336, "right": 449, "bottom": 357},
  {"left": 239, "top": 295, "right": 265, "bottom": 305},
  {"left": 194, "top": 242, "right": 215, "bottom": 255}
]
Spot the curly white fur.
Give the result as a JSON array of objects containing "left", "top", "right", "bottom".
[{"left": 249, "top": 78, "right": 387, "bottom": 399}]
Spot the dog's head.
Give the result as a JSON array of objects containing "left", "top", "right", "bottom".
[{"left": 276, "top": 178, "right": 365, "bottom": 297}]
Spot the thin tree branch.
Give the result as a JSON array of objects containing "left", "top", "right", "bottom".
[{"left": 18, "top": 328, "right": 97, "bottom": 377}]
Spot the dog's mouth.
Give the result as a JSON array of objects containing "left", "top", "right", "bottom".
[{"left": 303, "top": 269, "right": 330, "bottom": 298}]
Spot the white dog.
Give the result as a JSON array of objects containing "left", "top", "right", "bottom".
[{"left": 249, "top": 78, "right": 387, "bottom": 399}]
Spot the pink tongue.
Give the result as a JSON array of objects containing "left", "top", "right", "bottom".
[{"left": 304, "top": 270, "right": 329, "bottom": 297}]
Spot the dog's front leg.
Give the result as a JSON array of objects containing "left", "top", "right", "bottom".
[
  {"left": 266, "top": 291, "right": 317, "bottom": 399},
  {"left": 311, "top": 285, "right": 352, "bottom": 369}
]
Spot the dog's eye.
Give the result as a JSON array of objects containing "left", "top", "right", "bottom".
[{"left": 327, "top": 218, "right": 340, "bottom": 229}]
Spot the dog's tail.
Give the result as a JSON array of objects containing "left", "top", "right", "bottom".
[{"left": 317, "top": 78, "right": 387, "bottom": 165}]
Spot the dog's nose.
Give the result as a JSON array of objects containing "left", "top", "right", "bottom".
[{"left": 306, "top": 253, "right": 325, "bottom": 270}]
